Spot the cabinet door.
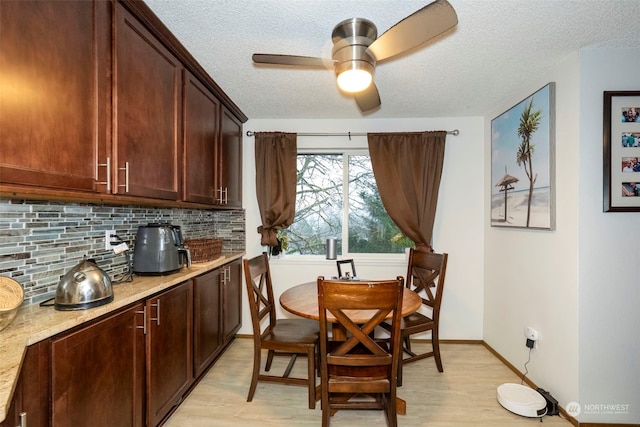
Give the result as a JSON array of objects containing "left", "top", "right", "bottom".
[
  {"left": 193, "top": 269, "right": 223, "bottom": 377},
  {"left": 216, "top": 106, "right": 243, "bottom": 207},
  {"left": 0, "top": 0, "right": 109, "bottom": 192},
  {"left": 51, "top": 303, "right": 145, "bottom": 427},
  {"left": 0, "top": 340, "right": 50, "bottom": 427},
  {"left": 113, "top": 3, "right": 181, "bottom": 200},
  {"left": 222, "top": 259, "right": 242, "bottom": 341},
  {"left": 146, "top": 280, "right": 194, "bottom": 427},
  {"left": 183, "top": 70, "right": 219, "bottom": 204}
]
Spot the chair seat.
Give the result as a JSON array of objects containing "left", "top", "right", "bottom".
[
  {"left": 262, "top": 318, "right": 319, "bottom": 346},
  {"left": 400, "top": 312, "right": 434, "bottom": 331}
]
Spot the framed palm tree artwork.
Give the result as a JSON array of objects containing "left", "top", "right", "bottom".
[{"left": 491, "top": 83, "right": 556, "bottom": 230}]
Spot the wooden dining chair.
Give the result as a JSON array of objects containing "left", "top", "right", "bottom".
[
  {"left": 317, "top": 277, "right": 404, "bottom": 427},
  {"left": 243, "top": 252, "right": 319, "bottom": 409},
  {"left": 381, "top": 248, "right": 448, "bottom": 386}
]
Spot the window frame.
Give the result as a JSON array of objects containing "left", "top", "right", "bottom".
[{"left": 288, "top": 146, "right": 408, "bottom": 261}]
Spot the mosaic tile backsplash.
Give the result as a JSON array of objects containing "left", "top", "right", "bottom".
[{"left": 0, "top": 198, "right": 245, "bottom": 305}]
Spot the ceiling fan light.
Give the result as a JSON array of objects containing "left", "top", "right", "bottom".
[{"left": 337, "top": 69, "right": 372, "bottom": 93}]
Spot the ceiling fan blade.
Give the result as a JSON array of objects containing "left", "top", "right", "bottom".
[
  {"left": 252, "top": 53, "right": 333, "bottom": 68},
  {"left": 366, "top": 0, "right": 458, "bottom": 62},
  {"left": 354, "top": 83, "right": 381, "bottom": 113}
]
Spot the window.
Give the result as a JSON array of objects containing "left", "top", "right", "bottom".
[{"left": 284, "top": 151, "right": 410, "bottom": 256}]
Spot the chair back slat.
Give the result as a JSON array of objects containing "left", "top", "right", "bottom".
[
  {"left": 406, "top": 250, "right": 448, "bottom": 317},
  {"left": 244, "top": 253, "right": 277, "bottom": 335}
]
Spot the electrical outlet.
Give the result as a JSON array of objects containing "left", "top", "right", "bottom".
[
  {"left": 525, "top": 326, "right": 539, "bottom": 341},
  {"left": 104, "top": 230, "right": 116, "bottom": 250}
]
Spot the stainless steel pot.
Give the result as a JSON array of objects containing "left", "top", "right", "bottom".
[{"left": 41, "top": 258, "right": 114, "bottom": 311}]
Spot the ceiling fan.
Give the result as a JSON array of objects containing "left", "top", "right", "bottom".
[{"left": 252, "top": 0, "right": 458, "bottom": 113}]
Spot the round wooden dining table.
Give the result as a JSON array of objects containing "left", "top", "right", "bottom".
[{"left": 279, "top": 280, "right": 422, "bottom": 339}]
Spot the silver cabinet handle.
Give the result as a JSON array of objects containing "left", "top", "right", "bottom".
[
  {"left": 221, "top": 266, "right": 230, "bottom": 285},
  {"left": 135, "top": 306, "right": 147, "bottom": 335},
  {"left": 217, "top": 187, "right": 228, "bottom": 204},
  {"left": 118, "top": 161, "right": 129, "bottom": 193},
  {"left": 18, "top": 411, "right": 27, "bottom": 427},
  {"left": 150, "top": 299, "right": 160, "bottom": 326},
  {"left": 97, "top": 157, "right": 111, "bottom": 192}
]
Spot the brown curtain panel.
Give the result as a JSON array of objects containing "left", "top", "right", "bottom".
[
  {"left": 368, "top": 131, "right": 446, "bottom": 252},
  {"left": 254, "top": 132, "right": 297, "bottom": 247}
]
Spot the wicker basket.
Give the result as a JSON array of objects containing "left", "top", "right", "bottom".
[
  {"left": 185, "top": 238, "right": 222, "bottom": 263},
  {"left": 0, "top": 276, "right": 24, "bottom": 332}
]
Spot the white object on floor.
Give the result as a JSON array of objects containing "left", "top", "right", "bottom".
[{"left": 497, "top": 383, "right": 547, "bottom": 418}]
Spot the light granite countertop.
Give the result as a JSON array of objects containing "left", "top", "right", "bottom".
[{"left": 0, "top": 252, "right": 244, "bottom": 423}]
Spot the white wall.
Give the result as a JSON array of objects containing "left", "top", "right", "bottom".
[
  {"left": 240, "top": 117, "right": 485, "bottom": 341},
  {"left": 483, "top": 51, "right": 581, "bottom": 412},
  {"left": 577, "top": 47, "right": 640, "bottom": 424}
]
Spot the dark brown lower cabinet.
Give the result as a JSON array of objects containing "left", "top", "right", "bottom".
[
  {"left": 51, "top": 302, "right": 146, "bottom": 427},
  {"left": 3, "top": 262, "right": 241, "bottom": 427},
  {"left": 0, "top": 340, "right": 49, "bottom": 427},
  {"left": 146, "top": 280, "right": 194, "bottom": 427},
  {"left": 193, "top": 259, "right": 242, "bottom": 379},
  {"left": 222, "top": 259, "right": 242, "bottom": 341},
  {"left": 193, "top": 269, "right": 223, "bottom": 377}
]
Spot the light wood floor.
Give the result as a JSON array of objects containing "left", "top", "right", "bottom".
[{"left": 165, "top": 338, "right": 572, "bottom": 426}]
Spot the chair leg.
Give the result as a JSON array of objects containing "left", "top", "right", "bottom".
[
  {"left": 265, "top": 349, "right": 275, "bottom": 371},
  {"left": 404, "top": 334, "right": 412, "bottom": 353},
  {"left": 307, "top": 346, "right": 316, "bottom": 409},
  {"left": 385, "top": 392, "right": 398, "bottom": 427},
  {"left": 247, "top": 346, "right": 262, "bottom": 402},
  {"left": 321, "top": 397, "right": 330, "bottom": 427},
  {"left": 433, "top": 327, "right": 443, "bottom": 372},
  {"left": 321, "top": 359, "right": 330, "bottom": 427},
  {"left": 397, "top": 334, "right": 407, "bottom": 387}
]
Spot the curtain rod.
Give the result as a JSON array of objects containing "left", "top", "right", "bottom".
[{"left": 245, "top": 129, "right": 459, "bottom": 138}]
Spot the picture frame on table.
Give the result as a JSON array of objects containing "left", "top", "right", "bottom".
[
  {"left": 603, "top": 91, "right": 640, "bottom": 212},
  {"left": 491, "top": 82, "right": 556, "bottom": 230}
]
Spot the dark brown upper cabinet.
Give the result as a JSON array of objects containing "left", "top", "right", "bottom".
[
  {"left": 0, "top": 0, "right": 109, "bottom": 193},
  {"left": 112, "top": 3, "right": 182, "bottom": 201},
  {"left": 0, "top": 0, "right": 246, "bottom": 208},
  {"left": 182, "top": 70, "right": 219, "bottom": 205},
  {"left": 217, "top": 106, "right": 243, "bottom": 208}
]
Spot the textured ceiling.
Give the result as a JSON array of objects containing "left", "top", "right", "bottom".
[{"left": 144, "top": 0, "right": 640, "bottom": 120}]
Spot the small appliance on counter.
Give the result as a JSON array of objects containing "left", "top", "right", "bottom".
[
  {"left": 133, "top": 223, "right": 191, "bottom": 275},
  {"left": 41, "top": 257, "right": 114, "bottom": 311}
]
